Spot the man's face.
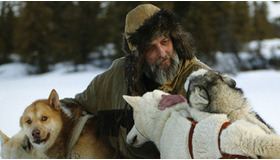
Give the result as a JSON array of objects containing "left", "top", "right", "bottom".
[
  {"left": 144, "top": 35, "right": 180, "bottom": 85},
  {"left": 145, "top": 36, "right": 174, "bottom": 70}
]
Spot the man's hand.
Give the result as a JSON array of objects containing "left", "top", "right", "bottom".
[{"left": 158, "top": 94, "right": 187, "bottom": 110}]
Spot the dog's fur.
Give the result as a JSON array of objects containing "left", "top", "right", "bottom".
[
  {"left": 0, "top": 129, "right": 47, "bottom": 158},
  {"left": 0, "top": 89, "right": 114, "bottom": 159},
  {"left": 124, "top": 90, "right": 280, "bottom": 159},
  {"left": 184, "top": 69, "right": 275, "bottom": 134}
]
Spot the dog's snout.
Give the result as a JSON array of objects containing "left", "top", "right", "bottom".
[
  {"left": 127, "top": 135, "right": 138, "bottom": 146},
  {"left": 32, "top": 129, "right": 41, "bottom": 138},
  {"left": 131, "top": 135, "right": 138, "bottom": 145}
]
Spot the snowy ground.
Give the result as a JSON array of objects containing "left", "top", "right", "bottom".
[{"left": 233, "top": 70, "right": 280, "bottom": 134}]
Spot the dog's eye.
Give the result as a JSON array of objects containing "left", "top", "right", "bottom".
[
  {"left": 26, "top": 119, "right": 31, "bottom": 124},
  {"left": 42, "top": 116, "right": 48, "bottom": 121}
]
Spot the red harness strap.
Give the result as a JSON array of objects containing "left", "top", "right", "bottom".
[
  {"left": 218, "top": 122, "right": 252, "bottom": 159},
  {"left": 187, "top": 118, "right": 253, "bottom": 159},
  {"left": 187, "top": 118, "right": 197, "bottom": 159}
]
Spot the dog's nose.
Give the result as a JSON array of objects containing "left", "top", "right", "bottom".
[
  {"left": 128, "top": 135, "right": 137, "bottom": 146},
  {"left": 32, "top": 129, "right": 41, "bottom": 138}
]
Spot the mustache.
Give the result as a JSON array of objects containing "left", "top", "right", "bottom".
[{"left": 155, "top": 55, "right": 171, "bottom": 66}]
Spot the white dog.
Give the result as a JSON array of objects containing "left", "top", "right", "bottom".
[{"left": 124, "top": 90, "right": 280, "bottom": 159}]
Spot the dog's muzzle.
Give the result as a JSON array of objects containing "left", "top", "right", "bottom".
[{"left": 32, "top": 129, "right": 49, "bottom": 144}]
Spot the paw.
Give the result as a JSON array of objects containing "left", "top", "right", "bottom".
[{"left": 21, "top": 135, "right": 33, "bottom": 151}]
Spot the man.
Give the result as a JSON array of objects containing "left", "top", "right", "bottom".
[{"left": 70, "top": 4, "right": 210, "bottom": 158}]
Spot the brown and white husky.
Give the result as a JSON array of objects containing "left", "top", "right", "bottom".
[{"left": 0, "top": 89, "right": 114, "bottom": 158}]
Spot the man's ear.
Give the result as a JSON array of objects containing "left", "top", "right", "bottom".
[
  {"left": 48, "top": 89, "right": 60, "bottom": 110},
  {"left": 189, "top": 86, "right": 209, "bottom": 109},
  {"left": 123, "top": 95, "right": 141, "bottom": 109}
]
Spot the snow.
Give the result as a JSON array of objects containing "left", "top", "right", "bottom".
[
  {"left": 232, "top": 70, "right": 280, "bottom": 134},
  {"left": 213, "top": 38, "right": 280, "bottom": 73},
  {"left": 246, "top": 38, "right": 280, "bottom": 59},
  {"left": 267, "top": 1, "right": 280, "bottom": 21},
  {"left": 0, "top": 62, "right": 30, "bottom": 79}
]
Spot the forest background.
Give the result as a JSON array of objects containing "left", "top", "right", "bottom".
[{"left": 0, "top": 1, "right": 279, "bottom": 74}]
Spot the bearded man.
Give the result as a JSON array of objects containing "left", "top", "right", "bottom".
[{"left": 65, "top": 3, "right": 211, "bottom": 158}]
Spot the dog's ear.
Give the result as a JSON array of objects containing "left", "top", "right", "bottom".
[
  {"left": 123, "top": 95, "right": 141, "bottom": 109},
  {"left": 48, "top": 89, "right": 60, "bottom": 110},
  {"left": 0, "top": 129, "right": 10, "bottom": 145},
  {"left": 221, "top": 74, "right": 236, "bottom": 88},
  {"left": 20, "top": 116, "right": 23, "bottom": 127},
  {"left": 189, "top": 86, "right": 209, "bottom": 110}
]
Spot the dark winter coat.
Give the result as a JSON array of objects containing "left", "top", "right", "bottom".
[
  {"left": 72, "top": 57, "right": 209, "bottom": 158},
  {"left": 69, "top": 4, "right": 211, "bottom": 158}
]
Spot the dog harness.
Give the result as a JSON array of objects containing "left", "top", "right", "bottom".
[{"left": 187, "top": 118, "right": 253, "bottom": 159}]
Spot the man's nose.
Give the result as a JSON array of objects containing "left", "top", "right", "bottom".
[{"left": 157, "top": 46, "right": 166, "bottom": 57}]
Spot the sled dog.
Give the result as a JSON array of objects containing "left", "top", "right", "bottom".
[
  {"left": 124, "top": 90, "right": 280, "bottom": 159},
  {"left": 0, "top": 89, "right": 114, "bottom": 159},
  {"left": 184, "top": 69, "right": 275, "bottom": 134}
]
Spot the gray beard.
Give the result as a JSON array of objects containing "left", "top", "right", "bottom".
[{"left": 144, "top": 52, "right": 180, "bottom": 85}]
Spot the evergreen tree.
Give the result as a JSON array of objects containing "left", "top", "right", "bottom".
[
  {"left": 0, "top": 2, "right": 16, "bottom": 64},
  {"left": 270, "top": 2, "right": 280, "bottom": 38},
  {"left": 230, "top": 2, "right": 252, "bottom": 55},
  {"left": 272, "top": 17, "right": 280, "bottom": 37},
  {"left": 215, "top": 2, "right": 234, "bottom": 53},
  {"left": 181, "top": 2, "right": 222, "bottom": 64},
  {"left": 102, "top": 2, "right": 141, "bottom": 59},
  {"left": 45, "top": 2, "right": 75, "bottom": 63},
  {"left": 251, "top": 1, "right": 273, "bottom": 68},
  {"left": 174, "top": 2, "right": 255, "bottom": 66},
  {"left": 0, "top": 2, "right": 7, "bottom": 63},
  {"left": 14, "top": 2, "right": 53, "bottom": 73},
  {"left": 69, "top": 2, "right": 103, "bottom": 65},
  {"left": 252, "top": 2, "right": 272, "bottom": 41}
]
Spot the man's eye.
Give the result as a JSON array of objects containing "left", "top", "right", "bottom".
[
  {"left": 147, "top": 45, "right": 155, "bottom": 52},
  {"left": 162, "top": 39, "right": 169, "bottom": 45}
]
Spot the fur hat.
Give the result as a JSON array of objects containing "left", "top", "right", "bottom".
[
  {"left": 125, "top": 4, "right": 160, "bottom": 52},
  {"left": 123, "top": 4, "right": 196, "bottom": 94}
]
